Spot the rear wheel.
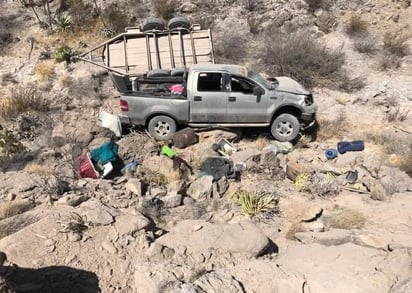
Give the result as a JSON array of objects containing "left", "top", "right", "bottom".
[
  {"left": 148, "top": 115, "right": 176, "bottom": 140},
  {"left": 168, "top": 16, "right": 191, "bottom": 30},
  {"left": 142, "top": 17, "right": 165, "bottom": 32},
  {"left": 271, "top": 113, "right": 300, "bottom": 142}
]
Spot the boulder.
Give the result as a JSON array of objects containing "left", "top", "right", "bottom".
[
  {"left": 142, "top": 156, "right": 174, "bottom": 177},
  {"left": 187, "top": 176, "right": 213, "bottom": 201},
  {"left": 167, "top": 180, "right": 186, "bottom": 195},
  {"left": 162, "top": 192, "right": 182, "bottom": 208},
  {"left": 78, "top": 199, "right": 114, "bottom": 226},
  {"left": 114, "top": 212, "right": 150, "bottom": 236},
  {"left": 156, "top": 220, "right": 270, "bottom": 257},
  {"left": 125, "top": 179, "right": 143, "bottom": 196},
  {"left": 212, "top": 176, "right": 229, "bottom": 198},
  {"left": 57, "top": 194, "right": 89, "bottom": 207}
]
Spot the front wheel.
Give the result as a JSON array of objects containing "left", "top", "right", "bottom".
[
  {"left": 271, "top": 113, "right": 300, "bottom": 142},
  {"left": 148, "top": 115, "right": 176, "bottom": 141}
]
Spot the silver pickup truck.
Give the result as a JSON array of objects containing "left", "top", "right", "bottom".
[{"left": 119, "top": 64, "right": 317, "bottom": 142}]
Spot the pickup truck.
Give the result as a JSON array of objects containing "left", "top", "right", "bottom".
[{"left": 119, "top": 64, "right": 317, "bottom": 142}]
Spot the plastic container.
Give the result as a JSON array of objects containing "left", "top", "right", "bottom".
[
  {"left": 325, "top": 148, "right": 338, "bottom": 160},
  {"left": 337, "top": 140, "right": 365, "bottom": 154}
]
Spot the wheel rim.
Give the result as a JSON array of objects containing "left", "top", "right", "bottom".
[
  {"left": 276, "top": 121, "right": 294, "bottom": 137},
  {"left": 154, "top": 121, "right": 171, "bottom": 137}
]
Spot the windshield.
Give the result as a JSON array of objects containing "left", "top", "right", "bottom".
[{"left": 247, "top": 70, "right": 274, "bottom": 90}]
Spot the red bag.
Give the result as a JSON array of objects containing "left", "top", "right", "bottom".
[{"left": 75, "top": 153, "right": 99, "bottom": 179}]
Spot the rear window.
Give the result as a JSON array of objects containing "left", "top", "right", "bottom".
[{"left": 197, "top": 72, "right": 222, "bottom": 92}]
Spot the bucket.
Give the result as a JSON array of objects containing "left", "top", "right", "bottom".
[{"left": 337, "top": 140, "right": 365, "bottom": 154}]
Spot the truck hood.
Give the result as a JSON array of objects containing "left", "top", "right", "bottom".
[{"left": 273, "top": 76, "right": 310, "bottom": 95}]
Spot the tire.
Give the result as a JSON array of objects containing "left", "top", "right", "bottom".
[
  {"left": 170, "top": 67, "right": 186, "bottom": 76},
  {"left": 148, "top": 115, "right": 176, "bottom": 140},
  {"left": 142, "top": 17, "right": 165, "bottom": 32},
  {"left": 271, "top": 113, "right": 300, "bottom": 142},
  {"left": 147, "top": 69, "right": 170, "bottom": 78},
  {"left": 168, "top": 16, "right": 191, "bottom": 30}
]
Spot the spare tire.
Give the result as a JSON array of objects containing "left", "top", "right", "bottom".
[
  {"left": 142, "top": 17, "right": 165, "bottom": 32},
  {"left": 147, "top": 69, "right": 170, "bottom": 78},
  {"left": 168, "top": 16, "right": 191, "bottom": 30},
  {"left": 170, "top": 67, "right": 186, "bottom": 77}
]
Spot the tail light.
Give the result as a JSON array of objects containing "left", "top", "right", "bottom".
[{"left": 120, "top": 99, "right": 128, "bottom": 112}]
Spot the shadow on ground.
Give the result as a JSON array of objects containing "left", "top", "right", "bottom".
[{"left": 1, "top": 265, "right": 100, "bottom": 293}]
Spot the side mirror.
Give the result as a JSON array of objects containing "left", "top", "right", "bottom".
[{"left": 253, "top": 86, "right": 264, "bottom": 96}]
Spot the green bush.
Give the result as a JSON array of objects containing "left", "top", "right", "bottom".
[
  {"left": 54, "top": 11, "right": 72, "bottom": 32},
  {"left": 55, "top": 45, "right": 75, "bottom": 64}
]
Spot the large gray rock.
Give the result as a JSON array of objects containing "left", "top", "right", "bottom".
[
  {"left": 114, "top": 211, "right": 150, "bottom": 236},
  {"left": 125, "top": 179, "right": 143, "bottom": 196},
  {"left": 187, "top": 176, "right": 213, "bottom": 201},
  {"left": 142, "top": 156, "right": 174, "bottom": 177},
  {"left": 57, "top": 194, "right": 89, "bottom": 207},
  {"left": 162, "top": 192, "right": 182, "bottom": 208},
  {"left": 78, "top": 199, "right": 114, "bottom": 226},
  {"left": 156, "top": 220, "right": 270, "bottom": 257}
]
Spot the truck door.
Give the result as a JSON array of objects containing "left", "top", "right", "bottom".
[
  {"left": 226, "top": 75, "right": 267, "bottom": 123},
  {"left": 189, "top": 72, "right": 229, "bottom": 123}
]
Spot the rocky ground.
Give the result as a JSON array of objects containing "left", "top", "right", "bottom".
[{"left": 0, "top": 0, "right": 412, "bottom": 292}]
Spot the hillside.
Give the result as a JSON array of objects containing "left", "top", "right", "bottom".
[{"left": 0, "top": 0, "right": 411, "bottom": 292}]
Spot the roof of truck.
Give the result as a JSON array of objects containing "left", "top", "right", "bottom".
[{"left": 189, "top": 64, "right": 248, "bottom": 76}]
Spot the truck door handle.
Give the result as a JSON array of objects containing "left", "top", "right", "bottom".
[
  {"left": 228, "top": 96, "right": 236, "bottom": 102},
  {"left": 194, "top": 96, "right": 202, "bottom": 101}
]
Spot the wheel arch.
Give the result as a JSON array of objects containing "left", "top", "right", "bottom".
[
  {"left": 145, "top": 112, "right": 178, "bottom": 128},
  {"left": 271, "top": 105, "right": 302, "bottom": 123}
]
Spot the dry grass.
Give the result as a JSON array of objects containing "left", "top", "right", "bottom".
[
  {"left": 165, "top": 169, "right": 181, "bottom": 183},
  {"left": 254, "top": 136, "right": 270, "bottom": 151},
  {"left": 327, "top": 208, "right": 366, "bottom": 229},
  {"left": 24, "top": 163, "right": 56, "bottom": 176},
  {"left": 35, "top": 61, "right": 54, "bottom": 83},
  {"left": 0, "top": 86, "right": 50, "bottom": 118},
  {"left": 153, "top": 0, "right": 178, "bottom": 20},
  {"left": 263, "top": 29, "right": 348, "bottom": 89},
  {"left": 286, "top": 222, "right": 306, "bottom": 240},
  {"left": 0, "top": 200, "right": 33, "bottom": 220},
  {"left": 383, "top": 30, "right": 410, "bottom": 57},
  {"left": 353, "top": 37, "right": 377, "bottom": 55},
  {"left": 344, "top": 14, "right": 368, "bottom": 37},
  {"left": 384, "top": 106, "right": 410, "bottom": 122},
  {"left": 316, "top": 111, "right": 347, "bottom": 140}
]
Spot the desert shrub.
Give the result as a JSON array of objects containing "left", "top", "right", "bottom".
[
  {"left": 263, "top": 29, "right": 348, "bottom": 89},
  {"left": 215, "top": 29, "right": 248, "bottom": 62},
  {"left": 379, "top": 53, "right": 402, "bottom": 70},
  {"left": 242, "top": 0, "right": 261, "bottom": 11},
  {"left": 0, "top": 86, "right": 49, "bottom": 118},
  {"left": 102, "top": 4, "right": 128, "bottom": 33},
  {"left": 304, "top": 0, "right": 330, "bottom": 11},
  {"left": 66, "top": 0, "right": 95, "bottom": 31},
  {"left": 54, "top": 11, "right": 72, "bottom": 32},
  {"left": 54, "top": 45, "right": 75, "bottom": 64},
  {"left": 0, "top": 128, "right": 26, "bottom": 157},
  {"left": 0, "top": 200, "right": 33, "bottom": 220},
  {"left": 336, "top": 75, "right": 365, "bottom": 93},
  {"left": 247, "top": 16, "right": 264, "bottom": 35},
  {"left": 299, "top": 172, "right": 340, "bottom": 197},
  {"left": 344, "top": 14, "right": 368, "bottom": 37},
  {"left": 316, "top": 111, "right": 347, "bottom": 140},
  {"left": 229, "top": 190, "right": 279, "bottom": 217},
  {"left": 24, "top": 162, "right": 56, "bottom": 175},
  {"left": 35, "top": 61, "right": 54, "bottom": 83},
  {"left": 153, "top": 0, "right": 178, "bottom": 20},
  {"left": 353, "top": 37, "right": 377, "bottom": 55},
  {"left": 383, "top": 30, "right": 410, "bottom": 57},
  {"left": 385, "top": 106, "right": 410, "bottom": 122},
  {"left": 325, "top": 208, "right": 366, "bottom": 230}
]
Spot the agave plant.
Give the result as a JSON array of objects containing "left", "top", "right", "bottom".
[
  {"left": 54, "top": 12, "right": 72, "bottom": 32},
  {"left": 230, "top": 190, "right": 278, "bottom": 217}
]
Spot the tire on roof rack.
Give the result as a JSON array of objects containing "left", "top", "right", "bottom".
[
  {"left": 142, "top": 17, "right": 165, "bottom": 32},
  {"left": 168, "top": 16, "right": 191, "bottom": 30},
  {"left": 171, "top": 67, "right": 186, "bottom": 77},
  {"left": 147, "top": 69, "right": 170, "bottom": 78}
]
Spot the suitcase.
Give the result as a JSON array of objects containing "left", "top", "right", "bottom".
[{"left": 172, "top": 127, "right": 198, "bottom": 149}]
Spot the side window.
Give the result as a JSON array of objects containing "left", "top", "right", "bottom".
[
  {"left": 197, "top": 72, "right": 223, "bottom": 92},
  {"left": 230, "top": 76, "right": 254, "bottom": 94}
]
